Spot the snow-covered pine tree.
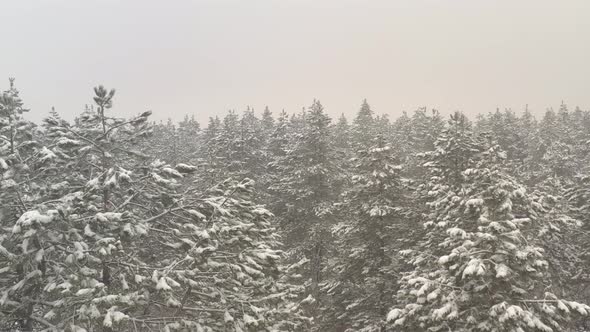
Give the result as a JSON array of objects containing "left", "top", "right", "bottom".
[
  {"left": 261, "top": 106, "right": 275, "bottom": 138},
  {"left": 204, "top": 116, "right": 221, "bottom": 143},
  {"left": 351, "top": 99, "right": 376, "bottom": 152},
  {"left": 130, "top": 177, "right": 309, "bottom": 331},
  {"left": 374, "top": 114, "right": 391, "bottom": 141},
  {"left": 194, "top": 116, "right": 223, "bottom": 187},
  {"left": 403, "top": 108, "right": 445, "bottom": 180},
  {"left": 331, "top": 113, "right": 354, "bottom": 180},
  {"left": 197, "top": 111, "right": 241, "bottom": 185},
  {"left": 236, "top": 108, "right": 266, "bottom": 180},
  {"left": 0, "top": 85, "right": 172, "bottom": 331},
  {"left": 473, "top": 109, "right": 521, "bottom": 163},
  {"left": 409, "top": 108, "right": 445, "bottom": 154},
  {"left": 198, "top": 108, "right": 267, "bottom": 188},
  {"left": 176, "top": 114, "right": 200, "bottom": 163},
  {"left": 265, "top": 109, "right": 293, "bottom": 219},
  {"left": 327, "top": 135, "right": 409, "bottom": 332},
  {"left": 532, "top": 109, "right": 559, "bottom": 177},
  {"left": 178, "top": 114, "right": 200, "bottom": 136},
  {"left": 0, "top": 79, "right": 59, "bottom": 330},
  {"left": 0, "top": 78, "right": 40, "bottom": 219},
  {"left": 333, "top": 113, "right": 351, "bottom": 152},
  {"left": 514, "top": 107, "right": 538, "bottom": 167},
  {"left": 269, "top": 100, "right": 339, "bottom": 329},
  {"left": 569, "top": 106, "right": 590, "bottom": 164},
  {"left": 388, "top": 112, "right": 589, "bottom": 331},
  {"left": 563, "top": 170, "right": 590, "bottom": 328},
  {"left": 390, "top": 111, "right": 413, "bottom": 161},
  {"left": 145, "top": 118, "right": 180, "bottom": 165},
  {"left": 267, "top": 110, "right": 290, "bottom": 160}
]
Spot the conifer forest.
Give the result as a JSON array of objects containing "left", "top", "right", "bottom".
[{"left": 4, "top": 78, "right": 590, "bottom": 332}]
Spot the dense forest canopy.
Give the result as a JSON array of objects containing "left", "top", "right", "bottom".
[{"left": 2, "top": 79, "right": 590, "bottom": 331}]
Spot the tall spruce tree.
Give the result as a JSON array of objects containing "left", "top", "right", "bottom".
[
  {"left": 389, "top": 113, "right": 589, "bottom": 331},
  {"left": 352, "top": 99, "right": 376, "bottom": 151},
  {"left": 269, "top": 100, "right": 339, "bottom": 329},
  {"left": 327, "top": 136, "right": 409, "bottom": 332}
]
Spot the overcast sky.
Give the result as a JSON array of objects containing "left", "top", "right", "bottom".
[{"left": 2, "top": 0, "right": 590, "bottom": 124}]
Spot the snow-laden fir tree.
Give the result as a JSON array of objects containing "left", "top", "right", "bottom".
[
  {"left": 0, "top": 79, "right": 58, "bottom": 330},
  {"left": 127, "top": 177, "right": 309, "bottom": 331},
  {"left": 267, "top": 110, "right": 290, "bottom": 160},
  {"left": 351, "top": 99, "right": 376, "bottom": 152},
  {"left": 563, "top": 169, "right": 590, "bottom": 328},
  {"left": 148, "top": 119, "right": 181, "bottom": 164},
  {"left": 0, "top": 78, "right": 40, "bottom": 219},
  {"left": 326, "top": 135, "right": 410, "bottom": 332},
  {"left": 514, "top": 107, "right": 538, "bottom": 170},
  {"left": 265, "top": 109, "right": 293, "bottom": 219},
  {"left": 198, "top": 108, "right": 268, "bottom": 189},
  {"left": 333, "top": 113, "right": 351, "bottom": 152},
  {"left": 236, "top": 108, "right": 266, "bottom": 180},
  {"left": 176, "top": 114, "right": 200, "bottom": 162},
  {"left": 195, "top": 116, "right": 222, "bottom": 186},
  {"left": 261, "top": 106, "right": 275, "bottom": 137},
  {"left": 388, "top": 112, "right": 589, "bottom": 331},
  {"left": 1, "top": 86, "right": 305, "bottom": 331},
  {"left": 331, "top": 113, "right": 354, "bottom": 177},
  {"left": 403, "top": 108, "right": 445, "bottom": 180},
  {"left": 409, "top": 108, "right": 445, "bottom": 154},
  {"left": 197, "top": 111, "right": 241, "bottom": 185},
  {"left": 269, "top": 100, "right": 340, "bottom": 329},
  {"left": 474, "top": 109, "right": 522, "bottom": 164},
  {"left": 0, "top": 85, "right": 145, "bottom": 330},
  {"left": 390, "top": 111, "right": 413, "bottom": 161}
]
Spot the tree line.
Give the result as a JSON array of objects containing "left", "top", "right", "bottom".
[{"left": 2, "top": 79, "right": 590, "bottom": 331}]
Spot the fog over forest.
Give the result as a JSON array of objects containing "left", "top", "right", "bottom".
[
  {"left": 3, "top": 1, "right": 590, "bottom": 124},
  {"left": 3, "top": 1, "right": 590, "bottom": 332},
  {"left": 2, "top": 79, "right": 590, "bottom": 331}
]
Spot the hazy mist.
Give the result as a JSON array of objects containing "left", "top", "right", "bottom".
[{"left": 2, "top": 0, "right": 589, "bottom": 123}]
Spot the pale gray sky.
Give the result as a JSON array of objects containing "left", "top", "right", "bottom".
[{"left": 2, "top": 0, "right": 590, "bottom": 124}]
